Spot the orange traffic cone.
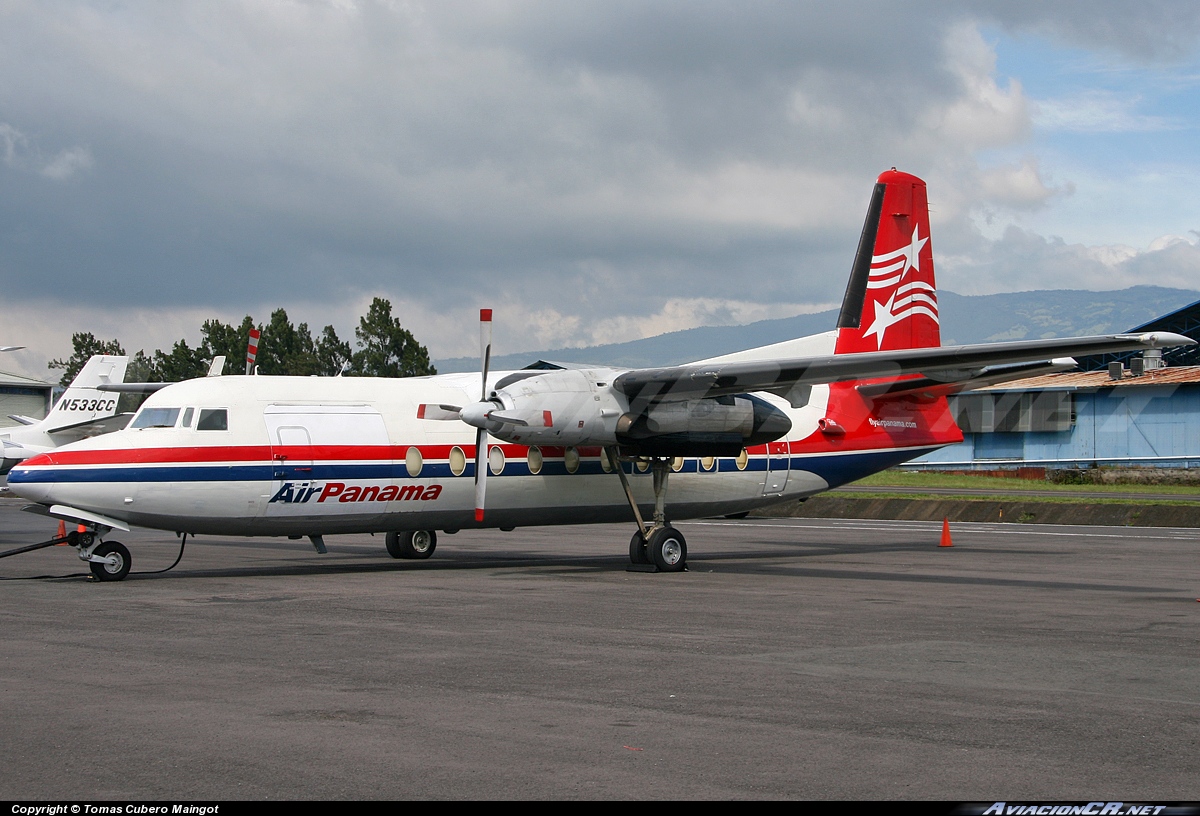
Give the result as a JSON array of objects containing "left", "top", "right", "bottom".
[
  {"left": 939, "top": 517, "right": 953, "bottom": 548},
  {"left": 56, "top": 520, "right": 67, "bottom": 543}
]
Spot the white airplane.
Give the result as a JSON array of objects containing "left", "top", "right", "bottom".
[
  {"left": 6, "top": 170, "right": 1194, "bottom": 581},
  {"left": 0, "top": 355, "right": 131, "bottom": 475}
]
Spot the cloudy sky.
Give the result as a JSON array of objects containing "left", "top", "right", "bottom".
[{"left": 3, "top": 1, "right": 1200, "bottom": 379}]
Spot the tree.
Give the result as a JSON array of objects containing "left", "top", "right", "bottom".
[
  {"left": 153, "top": 339, "right": 208, "bottom": 382},
  {"left": 199, "top": 316, "right": 257, "bottom": 375},
  {"left": 48, "top": 333, "right": 125, "bottom": 386},
  {"left": 316, "top": 324, "right": 353, "bottom": 376},
  {"left": 350, "top": 298, "right": 436, "bottom": 377}
]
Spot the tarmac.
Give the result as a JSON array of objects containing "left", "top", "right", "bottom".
[{"left": 2, "top": 497, "right": 1198, "bottom": 800}]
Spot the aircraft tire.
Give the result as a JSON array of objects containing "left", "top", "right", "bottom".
[
  {"left": 89, "top": 541, "right": 131, "bottom": 582},
  {"left": 647, "top": 527, "right": 687, "bottom": 572},
  {"left": 402, "top": 530, "right": 437, "bottom": 559},
  {"left": 629, "top": 531, "right": 650, "bottom": 565},
  {"left": 385, "top": 532, "right": 405, "bottom": 559}
]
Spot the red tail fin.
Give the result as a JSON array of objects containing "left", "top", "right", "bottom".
[{"left": 834, "top": 169, "right": 940, "bottom": 354}]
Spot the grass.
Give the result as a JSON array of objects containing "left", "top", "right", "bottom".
[
  {"left": 822, "top": 470, "right": 1200, "bottom": 506},
  {"left": 851, "top": 470, "right": 1200, "bottom": 495}
]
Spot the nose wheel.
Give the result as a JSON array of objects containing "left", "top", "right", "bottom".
[{"left": 87, "top": 540, "right": 131, "bottom": 582}]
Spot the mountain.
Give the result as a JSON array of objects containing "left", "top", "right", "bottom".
[{"left": 434, "top": 286, "right": 1200, "bottom": 373}]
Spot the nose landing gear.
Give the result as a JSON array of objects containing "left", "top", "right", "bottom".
[{"left": 71, "top": 530, "right": 132, "bottom": 581}]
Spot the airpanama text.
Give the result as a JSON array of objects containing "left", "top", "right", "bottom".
[{"left": 269, "top": 481, "right": 443, "bottom": 504}]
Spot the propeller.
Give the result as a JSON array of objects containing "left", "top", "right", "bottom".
[{"left": 474, "top": 309, "right": 492, "bottom": 522}]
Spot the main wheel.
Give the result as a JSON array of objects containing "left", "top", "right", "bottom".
[
  {"left": 647, "top": 527, "right": 687, "bottom": 572},
  {"left": 89, "top": 541, "right": 131, "bottom": 582},
  {"left": 629, "top": 530, "right": 650, "bottom": 565},
  {"left": 387, "top": 530, "right": 437, "bottom": 560}
]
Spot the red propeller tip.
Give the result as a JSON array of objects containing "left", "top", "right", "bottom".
[{"left": 480, "top": 309, "right": 492, "bottom": 322}]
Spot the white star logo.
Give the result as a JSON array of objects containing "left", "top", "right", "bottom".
[
  {"left": 897, "top": 225, "right": 927, "bottom": 281},
  {"left": 863, "top": 291, "right": 905, "bottom": 348}
]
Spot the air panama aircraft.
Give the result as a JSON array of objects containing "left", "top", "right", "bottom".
[{"left": 7, "top": 170, "right": 1193, "bottom": 581}]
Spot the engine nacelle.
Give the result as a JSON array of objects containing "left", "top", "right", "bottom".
[
  {"left": 460, "top": 368, "right": 791, "bottom": 455},
  {"left": 615, "top": 394, "right": 791, "bottom": 456}
]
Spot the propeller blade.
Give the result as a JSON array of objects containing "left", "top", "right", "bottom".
[
  {"left": 416, "top": 403, "right": 463, "bottom": 421},
  {"left": 475, "top": 308, "right": 493, "bottom": 522},
  {"left": 474, "top": 427, "right": 487, "bottom": 523},
  {"left": 479, "top": 308, "right": 492, "bottom": 401}
]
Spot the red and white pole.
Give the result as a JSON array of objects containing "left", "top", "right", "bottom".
[{"left": 246, "top": 328, "right": 261, "bottom": 375}]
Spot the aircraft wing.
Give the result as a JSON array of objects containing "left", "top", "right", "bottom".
[{"left": 613, "top": 332, "right": 1195, "bottom": 404}]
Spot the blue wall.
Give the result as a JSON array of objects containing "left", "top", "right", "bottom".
[{"left": 913, "top": 383, "right": 1200, "bottom": 468}]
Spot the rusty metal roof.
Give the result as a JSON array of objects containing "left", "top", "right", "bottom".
[{"left": 980, "top": 366, "right": 1200, "bottom": 391}]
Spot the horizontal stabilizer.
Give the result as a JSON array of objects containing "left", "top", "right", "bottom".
[
  {"left": 97, "top": 382, "right": 172, "bottom": 393},
  {"left": 46, "top": 413, "right": 134, "bottom": 438}
]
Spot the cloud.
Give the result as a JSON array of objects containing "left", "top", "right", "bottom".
[
  {"left": 0, "top": 1, "right": 1197, "bottom": 381},
  {"left": 1032, "top": 90, "right": 1178, "bottom": 133},
  {"left": 939, "top": 225, "right": 1200, "bottom": 295},
  {"left": 0, "top": 122, "right": 91, "bottom": 179}
]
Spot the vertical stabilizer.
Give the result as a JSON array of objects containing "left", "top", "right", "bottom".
[
  {"left": 43, "top": 355, "right": 129, "bottom": 432},
  {"left": 835, "top": 169, "right": 940, "bottom": 354}
]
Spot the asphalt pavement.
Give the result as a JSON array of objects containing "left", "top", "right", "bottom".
[{"left": 2, "top": 499, "right": 1198, "bottom": 799}]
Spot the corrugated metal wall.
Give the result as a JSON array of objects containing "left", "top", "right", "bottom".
[{"left": 913, "top": 383, "right": 1200, "bottom": 468}]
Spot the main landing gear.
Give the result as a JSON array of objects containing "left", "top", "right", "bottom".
[
  {"left": 385, "top": 530, "right": 437, "bottom": 560},
  {"left": 607, "top": 447, "right": 687, "bottom": 573}
]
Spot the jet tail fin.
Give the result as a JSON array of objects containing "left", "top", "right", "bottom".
[
  {"left": 43, "top": 355, "right": 129, "bottom": 434},
  {"left": 835, "top": 169, "right": 940, "bottom": 355}
]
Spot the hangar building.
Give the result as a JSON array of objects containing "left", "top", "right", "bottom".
[
  {"left": 913, "top": 365, "right": 1200, "bottom": 470},
  {"left": 0, "top": 371, "right": 53, "bottom": 429}
]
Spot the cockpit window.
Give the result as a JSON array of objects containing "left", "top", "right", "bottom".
[
  {"left": 181, "top": 408, "right": 194, "bottom": 428},
  {"left": 197, "top": 408, "right": 228, "bottom": 431},
  {"left": 131, "top": 407, "right": 181, "bottom": 429}
]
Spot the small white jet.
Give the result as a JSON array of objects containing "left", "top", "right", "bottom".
[
  {"left": 1, "top": 355, "right": 130, "bottom": 475},
  {"left": 7, "top": 170, "right": 1194, "bottom": 581}
]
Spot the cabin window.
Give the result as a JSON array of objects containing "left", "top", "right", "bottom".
[
  {"left": 671, "top": 457, "right": 685, "bottom": 472},
  {"left": 599, "top": 448, "right": 614, "bottom": 473},
  {"left": 449, "top": 446, "right": 466, "bottom": 476},
  {"left": 488, "top": 446, "right": 505, "bottom": 475},
  {"left": 527, "top": 446, "right": 543, "bottom": 475},
  {"left": 405, "top": 447, "right": 423, "bottom": 477},
  {"left": 131, "top": 407, "right": 181, "bottom": 429},
  {"left": 564, "top": 447, "right": 580, "bottom": 474},
  {"left": 700, "top": 456, "right": 716, "bottom": 472},
  {"left": 197, "top": 409, "right": 228, "bottom": 431},
  {"left": 735, "top": 449, "right": 749, "bottom": 470}
]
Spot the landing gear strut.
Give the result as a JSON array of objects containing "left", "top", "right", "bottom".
[{"left": 608, "top": 447, "right": 687, "bottom": 573}]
